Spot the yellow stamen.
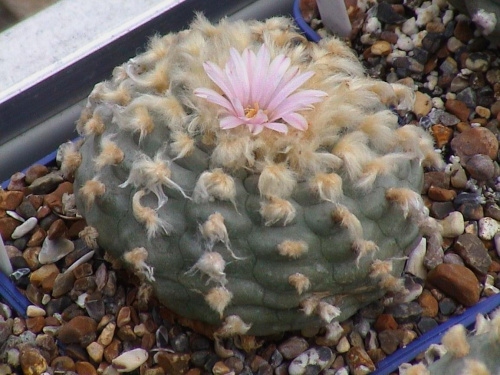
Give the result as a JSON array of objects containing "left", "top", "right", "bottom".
[{"left": 245, "top": 102, "right": 260, "bottom": 118}]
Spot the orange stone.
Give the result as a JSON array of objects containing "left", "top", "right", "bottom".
[
  {"left": 418, "top": 290, "right": 439, "bottom": 317},
  {"left": 0, "top": 190, "right": 24, "bottom": 210},
  {"left": 30, "top": 264, "right": 59, "bottom": 293},
  {"left": 431, "top": 124, "right": 454, "bottom": 148},
  {"left": 427, "top": 185, "right": 457, "bottom": 202},
  {"left": 374, "top": 314, "right": 398, "bottom": 332},
  {"left": 426, "top": 263, "right": 480, "bottom": 306},
  {"left": 75, "top": 361, "right": 98, "bottom": 375}
]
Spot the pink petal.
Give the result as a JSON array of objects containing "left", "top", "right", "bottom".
[
  {"left": 266, "top": 70, "right": 316, "bottom": 112},
  {"left": 194, "top": 88, "right": 234, "bottom": 112},
  {"left": 203, "top": 62, "right": 236, "bottom": 99},
  {"left": 250, "top": 45, "right": 271, "bottom": 104},
  {"left": 248, "top": 123, "right": 264, "bottom": 134},
  {"left": 220, "top": 116, "right": 245, "bottom": 129},
  {"left": 259, "top": 55, "right": 292, "bottom": 107},
  {"left": 225, "top": 48, "right": 250, "bottom": 105},
  {"left": 243, "top": 109, "right": 268, "bottom": 125},
  {"left": 281, "top": 112, "right": 308, "bottom": 131},
  {"left": 269, "top": 90, "right": 327, "bottom": 121},
  {"left": 264, "top": 122, "right": 289, "bottom": 133}
]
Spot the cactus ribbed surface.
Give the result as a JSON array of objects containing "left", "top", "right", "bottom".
[{"left": 67, "top": 16, "right": 442, "bottom": 336}]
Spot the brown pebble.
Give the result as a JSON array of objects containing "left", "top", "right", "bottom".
[
  {"left": 423, "top": 171, "right": 450, "bottom": 192},
  {"left": 75, "top": 361, "right": 98, "bottom": 375},
  {"left": 454, "top": 233, "right": 492, "bottom": 275},
  {"left": 278, "top": 336, "right": 309, "bottom": 359},
  {"left": 43, "top": 181, "right": 73, "bottom": 212},
  {"left": 371, "top": 40, "right": 392, "bottom": 56},
  {"left": 73, "top": 263, "right": 93, "bottom": 279},
  {"left": 445, "top": 99, "right": 470, "bottom": 122},
  {"left": 464, "top": 154, "right": 496, "bottom": 181},
  {"left": 47, "top": 219, "right": 67, "bottom": 240},
  {"left": 51, "top": 356, "right": 76, "bottom": 372},
  {"left": 459, "top": 202, "right": 484, "bottom": 221},
  {"left": 0, "top": 190, "right": 24, "bottom": 210},
  {"left": 117, "top": 306, "right": 132, "bottom": 328},
  {"left": 451, "top": 127, "right": 499, "bottom": 161},
  {"left": 20, "top": 345, "right": 48, "bottom": 375},
  {"left": 426, "top": 263, "right": 480, "bottom": 306},
  {"left": 0, "top": 217, "right": 20, "bottom": 240},
  {"left": 454, "top": 19, "right": 474, "bottom": 43},
  {"left": 156, "top": 352, "right": 191, "bottom": 375},
  {"left": 98, "top": 322, "right": 116, "bottom": 346},
  {"left": 23, "top": 247, "right": 42, "bottom": 270},
  {"left": 30, "top": 264, "right": 60, "bottom": 293},
  {"left": 86, "top": 342, "right": 104, "bottom": 363},
  {"left": 25, "top": 164, "right": 49, "bottom": 185},
  {"left": 213, "top": 361, "right": 232, "bottom": 375},
  {"left": 27, "top": 227, "right": 46, "bottom": 247},
  {"left": 418, "top": 290, "right": 438, "bottom": 317},
  {"left": 67, "top": 219, "right": 88, "bottom": 239},
  {"left": 52, "top": 271, "right": 76, "bottom": 298},
  {"left": 431, "top": 124, "right": 454, "bottom": 148},
  {"left": 427, "top": 185, "right": 457, "bottom": 201},
  {"left": 58, "top": 316, "right": 97, "bottom": 347},
  {"left": 26, "top": 316, "right": 45, "bottom": 334},
  {"left": 345, "top": 346, "right": 376, "bottom": 374},
  {"left": 8, "top": 172, "right": 26, "bottom": 191},
  {"left": 103, "top": 339, "right": 122, "bottom": 363},
  {"left": 374, "top": 314, "right": 398, "bottom": 332}
]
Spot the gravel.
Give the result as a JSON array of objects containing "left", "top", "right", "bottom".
[{"left": 1, "top": 0, "right": 500, "bottom": 374}]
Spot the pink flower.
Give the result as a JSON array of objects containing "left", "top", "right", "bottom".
[{"left": 194, "top": 45, "right": 327, "bottom": 134}]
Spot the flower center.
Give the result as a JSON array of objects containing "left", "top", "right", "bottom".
[{"left": 244, "top": 102, "right": 260, "bottom": 119}]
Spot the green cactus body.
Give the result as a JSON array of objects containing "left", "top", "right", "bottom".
[{"left": 67, "top": 16, "right": 442, "bottom": 336}]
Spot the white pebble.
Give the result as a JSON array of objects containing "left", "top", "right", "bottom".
[
  {"left": 64, "top": 250, "right": 95, "bottom": 274},
  {"left": 6, "top": 211, "right": 25, "bottom": 222},
  {"left": 26, "top": 305, "right": 46, "bottom": 317},
  {"left": 396, "top": 34, "right": 414, "bottom": 51},
  {"left": 432, "top": 0, "right": 448, "bottom": 9},
  {"left": 442, "top": 9, "right": 454, "bottom": 25},
  {"left": 364, "top": 17, "right": 381, "bottom": 34},
  {"left": 440, "top": 212, "right": 465, "bottom": 238},
  {"left": 405, "top": 237, "right": 427, "bottom": 279},
  {"left": 432, "top": 97, "right": 444, "bottom": 109},
  {"left": 416, "top": 4, "right": 439, "bottom": 27},
  {"left": 445, "top": 92, "right": 457, "bottom": 100},
  {"left": 76, "top": 293, "right": 88, "bottom": 308},
  {"left": 478, "top": 217, "right": 500, "bottom": 240},
  {"left": 335, "top": 368, "right": 349, "bottom": 375},
  {"left": 112, "top": 348, "right": 148, "bottom": 372},
  {"left": 411, "top": 30, "right": 428, "bottom": 48},
  {"left": 402, "top": 17, "right": 418, "bottom": 36},
  {"left": 426, "top": 75, "right": 438, "bottom": 91},
  {"left": 336, "top": 336, "right": 350, "bottom": 353},
  {"left": 11, "top": 217, "right": 37, "bottom": 239},
  {"left": 39, "top": 237, "right": 75, "bottom": 264}
]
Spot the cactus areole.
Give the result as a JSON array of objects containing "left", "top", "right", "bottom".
[{"left": 68, "top": 16, "right": 443, "bottom": 336}]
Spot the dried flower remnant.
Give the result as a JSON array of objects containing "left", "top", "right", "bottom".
[{"left": 194, "top": 45, "right": 327, "bottom": 134}]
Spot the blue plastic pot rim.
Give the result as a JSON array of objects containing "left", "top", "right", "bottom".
[{"left": 292, "top": 0, "right": 321, "bottom": 42}]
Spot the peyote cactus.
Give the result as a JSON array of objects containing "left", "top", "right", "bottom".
[
  {"left": 401, "top": 313, "right": 500, "bottom": 375},
  {"left": 64, "top": 15, "right": 443, "bottom": 336}
]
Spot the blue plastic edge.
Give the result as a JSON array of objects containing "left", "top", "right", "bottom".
[
  {"left": 0, "top": 271, "right": 31, "bottom": 318},
  {"left": 292, "top": 0, "right": 321, "bottom": 42},
  {"left": 1, "top": 149, "right": 59, "bottom": 190},
  {"left": 372, "top": 293, "right": 500, "bottom": 375}
]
